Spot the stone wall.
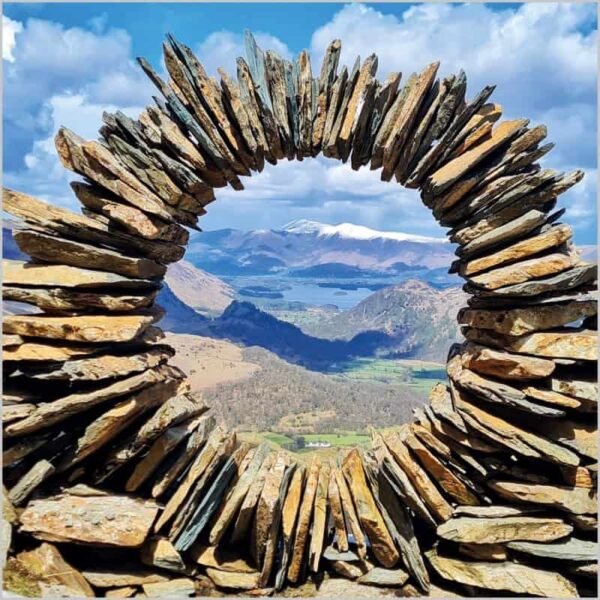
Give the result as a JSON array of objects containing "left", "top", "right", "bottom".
[{"left": 2, "top": 31, "right": 597, "bottom": 597}]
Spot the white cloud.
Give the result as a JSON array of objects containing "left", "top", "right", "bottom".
[
  {"left": 202, "top": 156, "right": 438, "bottom": 236},
  {"left": 2, "top": 15, "right": 23, "bottom": 62},
  {"left": 4, "top": 17, "right": 153, "bottom": 130},
  {"left": 212, "top": 156, "right": 407, "bottom": 205},
  {"left": 310, "top": 2, "right": 596, "bottom": 119},
  {"left": 4, "top": 94, "right": 145, "bottom": 210},
  {"left": 87, "top": 13, "right": 109, "bottom": 34},
  {"left": 559, "top": 168, "right": 597, "bottom": 221},
  {"left": 539, "top": 103, "right": 597, "bottom": 169},
  {"left": 3, "top": 16, "right": 153, "bottom": 211},
  {"left": 10, "top": 18, "right": 130, "bottom": 78}
]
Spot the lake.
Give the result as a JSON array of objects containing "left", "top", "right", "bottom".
[
  {"left": 279, "top": 282, "right": 375, "bottom": 308},
  {"left": 226, "top": 272, "right": 457, "bottom": 310}
]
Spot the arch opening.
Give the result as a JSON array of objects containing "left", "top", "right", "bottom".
[{"left": 161, "top": 155, "right": 461, "bottom": 455}]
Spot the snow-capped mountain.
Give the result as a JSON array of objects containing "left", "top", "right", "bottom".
[
  {"left": 186, "top": 220, "right": 457, "bottom": 275},
  {"left": 282, "top": 219, "right": 447, "bottom": 244}
]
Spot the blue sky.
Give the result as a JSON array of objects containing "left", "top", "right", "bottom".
[{"left": 3, "top": 2, "right": 597, "bottom": 244}]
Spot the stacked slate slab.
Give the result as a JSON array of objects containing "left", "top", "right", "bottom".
[{"left": 2, "top": 31, "right": 597, "bottom": 598}]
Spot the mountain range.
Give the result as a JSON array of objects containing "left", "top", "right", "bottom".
[
  {"left": 158, "top": 277, "right": 464, "bottom": 368},
  {"left": 2, "top": 221, "right": 595, "bottom": 370},
  {"left": 185, "top": 220, "right": 456, "bottom": 276},
  {"left": 299, "top": 279, "right": 466, "bottom": 359}
]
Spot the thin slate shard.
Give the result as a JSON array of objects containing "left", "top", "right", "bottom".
[
  {"left": 257, "top": 458, "right": 295, "bottom": 587},
  {"left": 337, "top": 54, "right": 378, "bottom": 162},
  {"left": 219, "top": 68, "right": 264, "bottom": 172},
  {"left": 321, "top": 66, "right": 348, "bottom": 153},
  {"left": 381, "top": 61, "right": 439, "bottom": 181},
  {"left": 236, "top": 57, "right": 271, "bottom": 160},
  {"left": 208, "top": 443, "right": 270, "bottom": 544},
  {"left": 265, "top": 50, "right": 295, "bottom": 159},
  {"left": 283, "top": 59, "right": 300, "bottom": 151},
  {"left": 296, "top": 50, "right": 314, "bottom": 158},
  {"left": 352, "top": 71, "right": 401, "bottom": 170},
  {"left": 244, "top": 30, "right": 273, "bottom": 112},
  {"left": 174, "top": 446, "right": 247, "bottom": 551},
  {"left": 312, "top": 39, "right": 341, "bottom": 155},
  {"left": 324, "top": 56, "right": 361, "bottom": 159},
  {"left": 242, "top": 34, "right": 284, "bottom": 161},
  {"left": 274, "top": 466, "right": 305, "bottom": 591},
  {"left": 287, "top": 456, "right": 320, "bottom": 583}
]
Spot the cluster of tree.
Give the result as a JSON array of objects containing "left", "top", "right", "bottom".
[{"left": 203, "top": 346, "right": 426, "bottom": 432}]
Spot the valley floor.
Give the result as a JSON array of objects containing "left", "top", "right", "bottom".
[{"left": 165, "top": 333, "right": 443, "bottom": 456}]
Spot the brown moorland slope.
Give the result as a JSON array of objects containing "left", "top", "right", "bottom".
[{"left": 165, "top": 259, "right": 234, "bottom": 315}]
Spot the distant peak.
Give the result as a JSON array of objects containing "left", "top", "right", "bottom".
[
  {"left": 392, "top": 278, "right": 434, "bottom": 291},
  {"left": 281, "top": 219, "right": 326, "bottom": 234},
  {"left": 281, "top": 219, "right": 446, "bottom": 243}
]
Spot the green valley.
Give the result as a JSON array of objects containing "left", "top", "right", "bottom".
[{"left": 328, "top": 358, "right": 446, "bottom": 394}]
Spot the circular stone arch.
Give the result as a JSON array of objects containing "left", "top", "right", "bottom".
[{"left": 2, "top": 31, "right": 597, "bottom": 597}]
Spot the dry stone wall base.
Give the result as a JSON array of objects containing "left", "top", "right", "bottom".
[{"left": 2, "top": 31, "right": 597, "bottom": 598}]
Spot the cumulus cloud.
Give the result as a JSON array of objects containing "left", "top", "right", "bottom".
[
  {"left": 310, "top": 3, "right": 596, "bottom": 116},
  {"left": 563, "top": 168, "right": 598, "bottom": 220},
  {"left": 212, "top": 156, "right": 409, "bottom": 206},
  {"left": 4, "top": 94, "right": 145, "bottom": 209},
  {"left": 2, "top": 15, "right": 22, "bottom": 62},
  {"left": 3, "top": 15, "right": 153, "bottom": 202},
  {"left": 202, "top": 156, "right": 439, "bottom": 236},
  {"left": 4, "top": 16, "right": 153, "bottom": 125}
]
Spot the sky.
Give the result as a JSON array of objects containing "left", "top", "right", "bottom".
[{"left": 2, "top": 2, "right": 598, "bottom": 244}]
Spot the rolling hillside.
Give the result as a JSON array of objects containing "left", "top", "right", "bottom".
[
  {"left": 158, "top": 288, "right": 463, "bottom": 367},
  {"left": 299, "top": 279, "right": 466, "bottom": 361},
  {"left": 156, "top": 284, "right": 208, "bottom": 334},
  {"left": 165, "top": 259, "right": 234, "bottom": 316},
  {"left": 170, "top": 339, "right": 428, "bottom": 433}
]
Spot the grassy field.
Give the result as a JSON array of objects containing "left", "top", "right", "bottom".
[
  {"left": 302, "top": 432, "right": 370, "bottom": 446},
  {"left": 238, "top": 431, "right": 294, "bottom": 449},
  {"left": 238, "top": 430, "right": 371, "bottom": 457},
  {"left": 262, "top": 432, "right": 295, "bottom": 445},
  {"left": 328, "top": 357, "right": 446, "bottom": 395}
]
